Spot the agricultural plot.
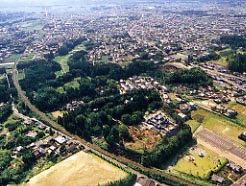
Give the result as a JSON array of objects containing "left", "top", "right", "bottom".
[
  {"left": 25, "top": 151, "right": 128, "bottom": 186},
  {"left": 190, "top": 108, "right": 246, "bottom": 145}
]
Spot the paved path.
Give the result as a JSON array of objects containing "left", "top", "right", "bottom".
[{"left": 196, "top": 127, "right": 246, "bottom": 168}]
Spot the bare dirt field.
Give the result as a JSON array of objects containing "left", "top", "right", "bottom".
[{"left": 25, "top": 151, "right": 127, "bottom": 186}]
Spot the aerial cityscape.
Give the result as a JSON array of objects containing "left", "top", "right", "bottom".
[{"left": 0, "top": 0, "right": 246, "bottom": 185}]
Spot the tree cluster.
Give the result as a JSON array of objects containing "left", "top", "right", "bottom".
[
  {"left": 228, "top": 53, "right": 246, "bottom": 73},
  {"left": 58, "top": 90, "right": 162, "bottom": 152},
  {"left": 219, "top": 35, "right": 246, "bottom": 49},
  {"left": 143, "top": 124, "right": 192, "bottom": 168}
]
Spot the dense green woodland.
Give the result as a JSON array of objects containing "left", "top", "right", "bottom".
[
  {"left": 219, "top": 35, "right": 246, "bottom": 49},
  {"left": 227, "top": 53, "right": 246, "bottom": 73}
]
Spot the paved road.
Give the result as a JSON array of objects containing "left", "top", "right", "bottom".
[
  {"left": 196, "top": 127, "right": 246, "bottom": 168},
  {"left": 197, "top": 65, "right": 246, "bottom": 92},
  {"left": 12, "top": 55, "right": 198, "bottom": 186}
]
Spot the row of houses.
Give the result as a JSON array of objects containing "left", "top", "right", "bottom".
[
  {"left": 211, "top": 104, "right": 237, "bottom": 118},
  {"left": 118, "top": 76, "right": 169, "bottom": 94}
]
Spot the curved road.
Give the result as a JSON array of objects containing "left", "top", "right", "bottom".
[{"left": 12, "top": 55, "right": 197, "bottom": 186}]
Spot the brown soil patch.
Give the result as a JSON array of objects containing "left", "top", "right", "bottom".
[
  {"left": 51, "top": 111, "right": 64, "bottom": 118},
  {"left": 125, "top": 126, "right": 161, "bottom": 150}
]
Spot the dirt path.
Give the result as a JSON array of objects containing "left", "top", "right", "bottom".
[{"left": 25, "top": 151, "right": 127, "bottom": 186}]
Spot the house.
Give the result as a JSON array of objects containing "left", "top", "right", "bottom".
[
  {"left": 55, "top": 136, "right": 67, "bottom": 144},
  {"left": 38, "top": 124, "right": 46, "bottom": 130},
  {"left": 178, "top": 113, "right": 188, "bottom": 121},
  {"left": 26, "top": 131, "right": 38, "bottom": 138},
  {"left": 23, "top": 120, "right": 33, "bottom": 125},
  {"left": 224, "top": 109, "right": 237, "bottom": 118},
  {"left": 179, "top": 104, "right": 191, "bottom": 114},
  {"left": 226, "top": 163, "right": 243, "bottom": 174},
  {"left": 211, "top": 174, "right": 225, "bottom": 184},
  {"left": 134, "top": 176, "right": 157, "bottom": 186}
]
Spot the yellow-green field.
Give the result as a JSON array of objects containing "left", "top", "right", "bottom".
[
  {"left": 25, "top": 151, "right": 128, "bottom": 186},
  {"left": 173, "top": 144, "right": 226, "bottom": 179},
  {"left": 190, "top": 109, "right": 246, "bottom": 145},
  {"left": 185, "top": 120, "right": 201, "bottom": 133}
]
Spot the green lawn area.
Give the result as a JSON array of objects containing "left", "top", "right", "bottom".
[
  {"left": 4, "top": 54, "right": 20, "bottom": 62},
  {"left": 97, "top": 55, "right": 110, "bottom": 63},
  {"left": 54, "top": 43, "right": 86, "bottom": 77},
  {"left": 210, "top": 57, "right": 228, "bottom": 67},
  {"left": 20, "top": 53, "right": 34, "bottom": 62},
  {"left": 56, "top": 77, "right": 81, "bottom": 93},
  {"left": 54, "top": 55, "right": 70, "bottom": 77},
  {"left": 71, "top": 43, "right": 86, "bottom": 53},
  {"left": 17, "top": 72, "right": 25, "bottom": 80},
  {"left": 173, "top": 144, "right": 226, "bottom": 179},
  {"left": 190, "top": 109, "right": 246, "bottom": 145}
]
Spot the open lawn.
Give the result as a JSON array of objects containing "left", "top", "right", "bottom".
[
  {"left": 173, "top": 144, "right": 226, "bottom": 179},
  {"left": 54, "top": 44, "right": 86, "bottom": 77},
  {"left": 54, "top": 55, "right": 70, "bottom": 77},
  {"left": 211, "top": 48, "right": 234, "bottom": 67},
  {"left": 17, "top": 72, "right": 25, "bottom": 80},
  {"left": 25, "top": 151, "right": 128, "bottom": 186},
  {"left": 190, "top": 109, "right": 246, "bottom": 146},
  {"left": 56, "top": 77, "right": 81, "bottom": 93}
]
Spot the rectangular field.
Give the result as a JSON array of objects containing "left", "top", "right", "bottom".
[{"left": 25, "top": 151, "right": 128, "bottom": 186}]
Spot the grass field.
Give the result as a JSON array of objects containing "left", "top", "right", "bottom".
[
  {"left": 4, "top": 54, "right": 20, "bottom": 62},
  {"left": 54, "top": 43, "right": 86, "bottom": 77},
  {"left": 25, "top": 151, "right": 128, "bottom": 186},
  {"left": 190, "top": 109, "right": 246, "bottom": 145},
  {"left": 17, "top": 72, "right": 25, "bottom": 80},
  {"left": 56, "top": 77, "right": 81, "bottom": 93},
  {"left": 54, "top": 55, "right": 70, "bottom": 77},
  {"left": 173, "top": 144, "right": 226, "bottom": 179}
]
